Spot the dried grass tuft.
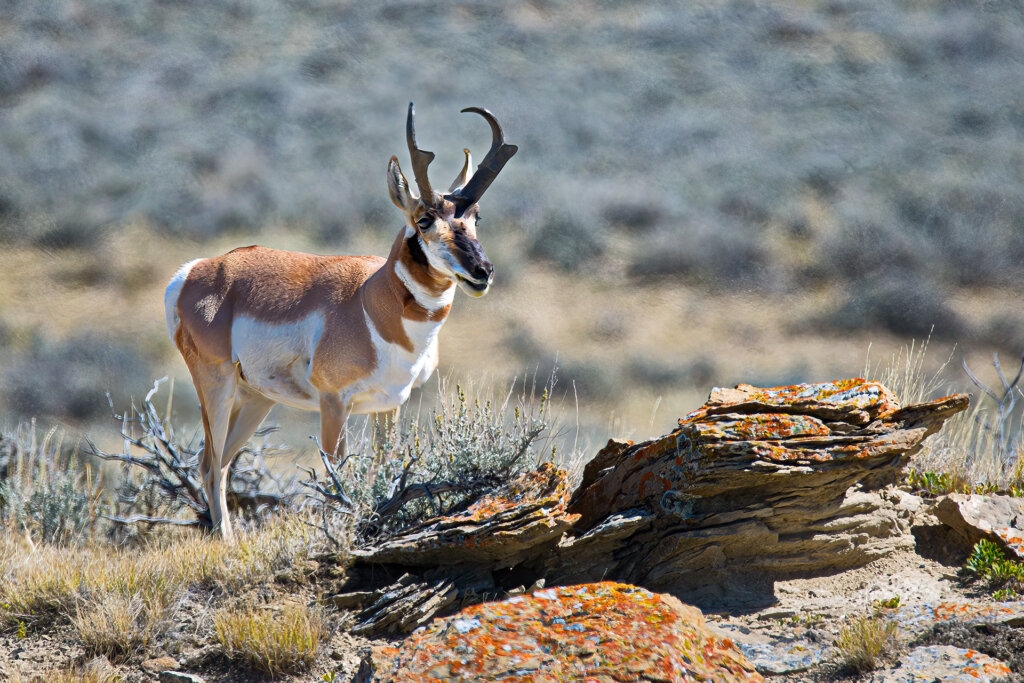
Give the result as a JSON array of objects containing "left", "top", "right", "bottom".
[
  {"left": 835, "top": 615, "right": 902, "bottom": 673},
  {"left": 214, "top": 602, "right": 328, "bottom": 676},
  {"left": 71, "top": 590, "right": 173, "bottom": 661},
  {"left": 9, "top": 660, "right": 121, "bottom": 683}
]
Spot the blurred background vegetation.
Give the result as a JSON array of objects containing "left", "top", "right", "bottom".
[{"left": 1, "top": 0, "right": 1022, "bottom": 454}]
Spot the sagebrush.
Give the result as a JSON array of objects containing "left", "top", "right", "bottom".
[{"left": 0, "top": 421, "right": 102, "bottom": 546}]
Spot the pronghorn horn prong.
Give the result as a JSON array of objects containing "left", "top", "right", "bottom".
[
  {"left": 406, "top": 102, "right": 435, "bottom": 204},
  {"left": 452, "top": 107, "right": 517, "bottom": 214},
  {"left": 448, "top": 148, "right": 472, "bottom": 193}
]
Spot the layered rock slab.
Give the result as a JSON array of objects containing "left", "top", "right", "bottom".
[
  {"left": 338, "top": 463, "right": 577, "bottom": 635},
  {"left": 352, "top": 462, "right": 579, "bottom": 569},
  {"left": 556, "top": 379, "right": 969, "bottom": 607},
  {"left": 355, "top": 581, "right": 762, "bottom": 683}
]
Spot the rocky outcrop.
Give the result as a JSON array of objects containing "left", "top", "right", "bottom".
[
  {"left": 355, "top": 582, "right": 762, "bottom": 683},
  {"left": 335, "top": 464, "right": 576, "bottom": 634},
  {"left": 932, "top": 493, "right": 1024, "bottom": 561},
  {"left": 555, "top": 380, "right": 968, "bottom": 607},
  {"left": 335, "top": 378, "right": 968, "bottom": 631}
]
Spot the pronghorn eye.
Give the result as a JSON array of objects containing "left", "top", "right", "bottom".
[{"left": 416, "top": 215, "right": 434, "bottom": 230}]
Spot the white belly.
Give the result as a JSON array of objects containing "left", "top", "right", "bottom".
[
  {"left": 230, "top": 313, "right": 323, "bottom": 411},
  {"left": 228, "top": 308, "right": 444, "bottom": 415}
]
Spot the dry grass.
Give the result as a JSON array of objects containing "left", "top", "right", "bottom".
[
  {"left": 214, "top": 602, "right": 328, "bottom": 677},
  {"left": 835, "top": 615, "right": 903, "bottom": 673},
  {"left": 864, "top": 336, "right": 1024, "bottom": 491},
  {"left": 863, "top": 334, "right": 953, "bottom": 407},
  {"left": 71, "top": 591, "right": 173, "bottom": 662},
  {"left": 8, "top": 661, "right": 121, "bottom": 683},
  {"left": 0, "top": 512, "right": 317, "bottom": 629}
]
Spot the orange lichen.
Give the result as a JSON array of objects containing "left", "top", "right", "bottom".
[
  {"left": 365, "top": 582, "right": 762, "bottom": 682},
  {"left": 448, "top": 462, "right": 571, "bottom": 524},
  {"left": 687, "top": 413, "right": 831, "bottom": 443},
  {"left": 994, "top": 527, "right": 1024, "bottom": 559},
  {"left": 893, "top": 645, "right": 1013, "bottom": 681},
  {"left": 681, "top": 378, "right": 901, "bottom": 426}
]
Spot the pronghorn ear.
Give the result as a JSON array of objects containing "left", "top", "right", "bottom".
[
  {"left": 448, "top": 148, "right": 472, "bottom": 193},
  {"left": 387, "top": 156, "right": 417, "bottom": 213}
]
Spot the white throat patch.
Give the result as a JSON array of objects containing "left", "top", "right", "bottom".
[{"left": 394, "top": 259, "right": 455, "bottom": 312}]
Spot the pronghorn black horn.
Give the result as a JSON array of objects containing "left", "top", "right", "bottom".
[
  {"left": 452, "top": 107, "right": 518, "bottom": 215},
  {"left": 406, "top": 102, "right": 435, "bottom": 204}
]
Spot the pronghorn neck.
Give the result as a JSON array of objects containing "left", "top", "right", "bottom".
[
  {"left": 361, "top": 227, "right": 455, "bottom": 353},
  {"left": 389, "top": 226, "right": 455, "bottom": 307}
]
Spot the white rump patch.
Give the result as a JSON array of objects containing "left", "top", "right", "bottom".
[{"left": 164, "top": 259, "right": 202, "bottom": 341}]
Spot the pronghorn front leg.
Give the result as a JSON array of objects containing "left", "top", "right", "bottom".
[{"left": 318, "top": 392, "right": 350, "bottom": 461}]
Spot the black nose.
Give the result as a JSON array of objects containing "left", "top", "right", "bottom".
[{"left": 471, "top": 259, "right": 493, "bottom": 282}]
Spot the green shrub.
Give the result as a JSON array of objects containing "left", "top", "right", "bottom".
[
  {"left": 963, "top": 539, "right": 1024, "bottom": 597},
  {"left": 964, "top": 539, "right": 1007, "bottom": 578},
  {"left": 308, "top": 376, "right": 567, "bottom": 543},
  {"left": 0, "top": 422, "right": 102, "bottom": 545}
]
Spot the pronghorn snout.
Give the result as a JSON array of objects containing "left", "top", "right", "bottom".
[
  {"left": 452, "top": 233, "right": 493, "bottom": 296},
  {"left": 468, "top": 257, "right": 492, "bottom": 284},
  {"left": 455, "top": 259, "right": 492, "bottom": 296}
]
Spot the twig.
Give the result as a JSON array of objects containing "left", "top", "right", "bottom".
[{"left": 101, "top": 514, "right": 201, "bottom": 527}]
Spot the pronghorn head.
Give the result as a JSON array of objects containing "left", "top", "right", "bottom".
[{"left": 387, "top": 103, "right": 517, "bottom": 298}]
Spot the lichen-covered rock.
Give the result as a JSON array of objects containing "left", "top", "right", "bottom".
[
  {"left": 932, "top": 493, "right": 1024, "bottom": 561},
  {"left": 712, "top": 623, "right": 833, "bottom": 674},
  {"left": 352, "top": 462, "right": 579, "bottom": 568},
  {"left": 868, "top": 645, "right": 1012, "bottom": 682},
  {"left": 355, "top": 582, "right": 762, "bottom": 683},
  {"left": 557, "top": 379, "right": 968, "bottom": 608},
  {"left": 887, "top": 601, "right": 1024, "bottom": 638}
]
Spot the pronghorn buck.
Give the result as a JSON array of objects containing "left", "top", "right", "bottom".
[{"left": 164, "top": 103, "right": 517, "bottom": 539}]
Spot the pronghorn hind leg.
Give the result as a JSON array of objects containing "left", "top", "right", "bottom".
[
  {"left": 217, "top": 390, "right": 275, "bottom": 525},
  {"left": 222, "top": 390, "right": 275, "bottom": 467},
  {"left": 185, "top": 359, "right": 239, "bottom": 540},
  {"left": 194, "top": 398, "right": 217, "bottom": 533}
]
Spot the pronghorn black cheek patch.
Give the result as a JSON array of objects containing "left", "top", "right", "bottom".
[{"left": 406, "top": 234, "right": 429, "bottom": 267}]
